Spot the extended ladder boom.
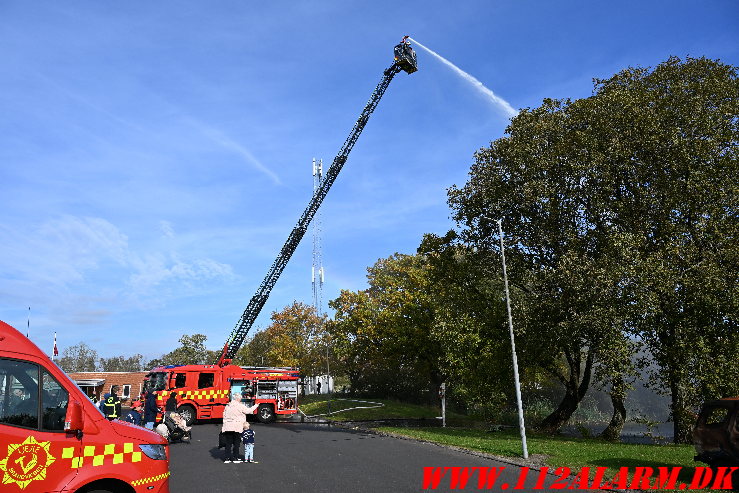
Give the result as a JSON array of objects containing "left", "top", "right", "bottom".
[{"left": 217, "top": 40, "right": 417, "bottom": 366}]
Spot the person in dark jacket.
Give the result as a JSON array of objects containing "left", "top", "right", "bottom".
[
  {"left": 144, "top": 392, "right": 159, "bottom": 430},
  {"left": 165, "top": 392, "right": 178, "bottom": 412},
  {"left": 100, "top": 385, "right": 122, "bottom": 420},
  {"left": 124, "top": 401, "right": 143, "bottom": 426}
]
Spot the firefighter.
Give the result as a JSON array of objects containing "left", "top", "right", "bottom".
[{"left": 101, "top": 385, "right": 123, "bottom": 420}]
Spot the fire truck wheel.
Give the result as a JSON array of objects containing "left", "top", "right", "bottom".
[
  {"left": 178, "top": 404, "right": 196, "bottom": 426},
  {"left": 257, "top": 403, "right": 275, "bottom": 423}
]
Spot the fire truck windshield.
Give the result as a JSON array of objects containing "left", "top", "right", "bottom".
[{"left": 144, "top": 372, "right": 167, "bottom": 392}]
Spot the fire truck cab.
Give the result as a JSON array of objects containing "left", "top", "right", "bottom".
[
  {"left": 143, "top": 364, "right": 299, "bottom": 426},
  {"left": 0, "top": 320, "right": 170, "bottom": 493}
]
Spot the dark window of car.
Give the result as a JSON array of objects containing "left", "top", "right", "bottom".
[
  {"left": 174, "top": 373, "right": 187, "bottom": 389},
  {"left": 145, "top": 372, "right": 167, "bottom": 392},
  {"left": 198, "top": 373, "right": 214, "bottom": 389},
  {"left": 41, "top": 370, "right": 68, "bottom": 431},
  {"left": 704, "top": 406, "right": 729, "bottom": 426},
  {"left": 0, "top": 358, "right": 39, "bottom": 429}
]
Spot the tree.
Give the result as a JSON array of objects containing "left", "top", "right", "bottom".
[
  {"left": 419, "top": 231, "right": 513, "bottom": 418},
  {"left": 589, "top": 57, "right": 739, "bottom": 442},
  {"left": 233, "top": 329, "right": 272, "bottom": 367},
  {"left": 58, "top": 342, "right": 98, "bottom": 372},
  {"left": 148, "top": 334, "right": 219, "bottom": 367},
  {"left": 234, "top": 302, "right": 331, "bottom": 375},
  {"left": 594, "top": 334, "right": 638, "bottom": 441},
  {"left": 329, "top": 253, "right": 444, "bottom": 402},
  {"left": 448, "top": 95, "right": 634, "bottom": 432},
  {"left": 448, "top": 56, "right": 738, "bottom": 441},
  {"left": 99, "top": 354, "right": 146, "bottom": 372}
]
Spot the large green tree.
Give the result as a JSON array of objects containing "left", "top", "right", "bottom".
[
  {"left": 449, "top": 97, "right": 633, "bottom": 433},
  {"left": 328, "top": 253, "right": 443, "bottom": 402},
  {"left": 589, "top": 56, "right": 739, "bottom": 442},
  {"left": 418, "top": 231, "right": 513, "bottom": 417},
  {"left": 448, "top": 56, "right": 738, "bottom": 442}
]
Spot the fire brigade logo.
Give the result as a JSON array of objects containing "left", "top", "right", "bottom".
[{"left": 0, "top": 436, "right": 55, "bottom": 490}]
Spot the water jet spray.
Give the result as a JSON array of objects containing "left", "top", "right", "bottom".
[{"left": 408, "top": 37, "right": 517, "bottom": 118}]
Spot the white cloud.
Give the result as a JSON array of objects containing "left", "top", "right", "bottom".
[
  {"left": 181, "top": 116, "right": 282, "bottom": 185},
  {"left": 128, "top": 254, "right": 233, "bottom": 292},
  {"left": 0, "top": 215, "right": 234, "bottom": 320},
  {"left": 160, "top": 220, "right": 175, "bottom": 238}
]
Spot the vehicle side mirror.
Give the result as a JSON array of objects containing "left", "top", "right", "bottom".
[{"left": 65, "top": 400, "right": 85, "bottom": 433}]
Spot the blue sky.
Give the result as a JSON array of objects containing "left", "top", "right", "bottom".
[{"left": 2, "top": 1, "right": 737, "bottom": 361}]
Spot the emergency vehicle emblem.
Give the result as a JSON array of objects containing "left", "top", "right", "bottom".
[{"left": 0, "top": 436, "right": 56, "bottom": 490}]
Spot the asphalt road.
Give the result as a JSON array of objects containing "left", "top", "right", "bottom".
[{"left": 169, "top": 421, "right": 555, "bottom": 492}]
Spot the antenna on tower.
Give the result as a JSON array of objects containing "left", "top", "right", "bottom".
[{"left": 312, "top": 158, "right": 325, "bottom": 315}]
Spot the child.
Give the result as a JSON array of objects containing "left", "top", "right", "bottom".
[
  {"left": 124, "top": 401, "right": 143, "bottom": 426},
  {"left": 242, "top": 422, "right": 257, "bottom": 463}
]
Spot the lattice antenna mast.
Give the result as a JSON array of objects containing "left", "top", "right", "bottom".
[
  {"left": 312, "top": 158, "right": 325, "bottom": 316},
  {"left": 216, "top": 39, "right": 417, "bottom": 366}
]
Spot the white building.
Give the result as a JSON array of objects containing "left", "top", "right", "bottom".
[{"left": 303, "top": 375, "right": 333, "bottom": 395}]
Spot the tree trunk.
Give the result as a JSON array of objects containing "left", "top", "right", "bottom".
[
  {"left": 539, "top": 347, "right": 595, "bottom": 433},
  {"left": 539, "top": 385, "right": 580, "bottom": 432},
  {"left": 600, "top": 375, "right": 626, "bottom": 441},
  {"left": 670, "top": 376, "right": 694, "bottom": 444}
]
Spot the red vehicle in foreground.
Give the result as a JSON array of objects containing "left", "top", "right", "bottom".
[
  {"left": 143, "top": 364, "right": 299, "bottom": 426},
  {"left": 0, "top": 320, "right": 169, "bottom": 493}
]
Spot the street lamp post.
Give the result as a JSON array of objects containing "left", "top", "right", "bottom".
[
  {"left": 486, "top": 216, "right": 528, "bottom": 459},
  {"left": 326, "top": 336, "right": 331, "bottom": 417}
]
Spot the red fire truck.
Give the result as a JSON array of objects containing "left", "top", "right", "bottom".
[{"left": 142, "top": 364, "right": 299, "bottom": 426}]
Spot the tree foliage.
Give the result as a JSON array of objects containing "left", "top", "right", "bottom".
[
  {"left": 58, "top": 342, "right": 98, "bottom": 372},
  {"left": 147, "top": 334, "right": 219, "bottom": 368},
  {"left": 234, "top": 302, "right": 331, "bottom": 375},
  {"left": 328, "top": 253, "right": 443, "bottom": 402},
  {"left": 592, "top": 56, "right": 739, "bottom": 442},
  {"left": 418, "top": 231, "right": 513, "bottom": 416},
  {"left": 448, "top": 56, "right": 738, "bottom": 441},
  {"left": 99, "top": 354, "right": 146, "bottom": 372}
]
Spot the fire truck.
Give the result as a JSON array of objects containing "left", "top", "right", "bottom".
[
  {"left": 143, "top": 38, "right": 417, "bottom": 426},
  {"left": 142, "top": 364, "right": 299, "bottom": 426},
  {"left": 0, "top": 320, "right": 170, "bottom": 493}
]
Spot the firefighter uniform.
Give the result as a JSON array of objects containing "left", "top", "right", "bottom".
[{"left": 101, "top": 393, "right": 122, "bottom": 420}]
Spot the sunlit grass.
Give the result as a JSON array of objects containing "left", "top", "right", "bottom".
[
  {"left": 375, "top": 427, "right": 719, "bottom": 489},
  {"left": 298, "top": 394, "right": 471, "bottom": 422}
]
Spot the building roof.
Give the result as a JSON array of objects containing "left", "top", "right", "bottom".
[{"left": 74, "top": 378, "right": 105, "bottom": 386}]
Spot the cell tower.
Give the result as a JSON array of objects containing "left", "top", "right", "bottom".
[{"left": 311, "top": 158, "right": 325, "bottom": 315}]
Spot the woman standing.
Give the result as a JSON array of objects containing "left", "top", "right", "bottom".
[{"left": 221, "top": 393, "right": 257, "bottom": 463}]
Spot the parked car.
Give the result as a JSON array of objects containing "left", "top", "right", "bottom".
[{"left": 693, "top": 397, "right": 739, "bottom": 467}]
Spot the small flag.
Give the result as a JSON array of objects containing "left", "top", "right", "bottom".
[{"left": 53, "top": 332, "right": 59, "bottom": 358}]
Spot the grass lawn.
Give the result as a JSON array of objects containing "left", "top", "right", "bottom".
[
  {"left": 298, "top": 394, "right": 471, "bottom": 422},
  {"left": 297, "top": 396, "right": 732, "bottom": 489},
  {"left": 374, "top": 427, "right": 725, "bottom": 489}
]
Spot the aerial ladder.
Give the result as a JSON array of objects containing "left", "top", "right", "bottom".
[{"left": 216, "top": 38, "right": 418, "bottom": 366}]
